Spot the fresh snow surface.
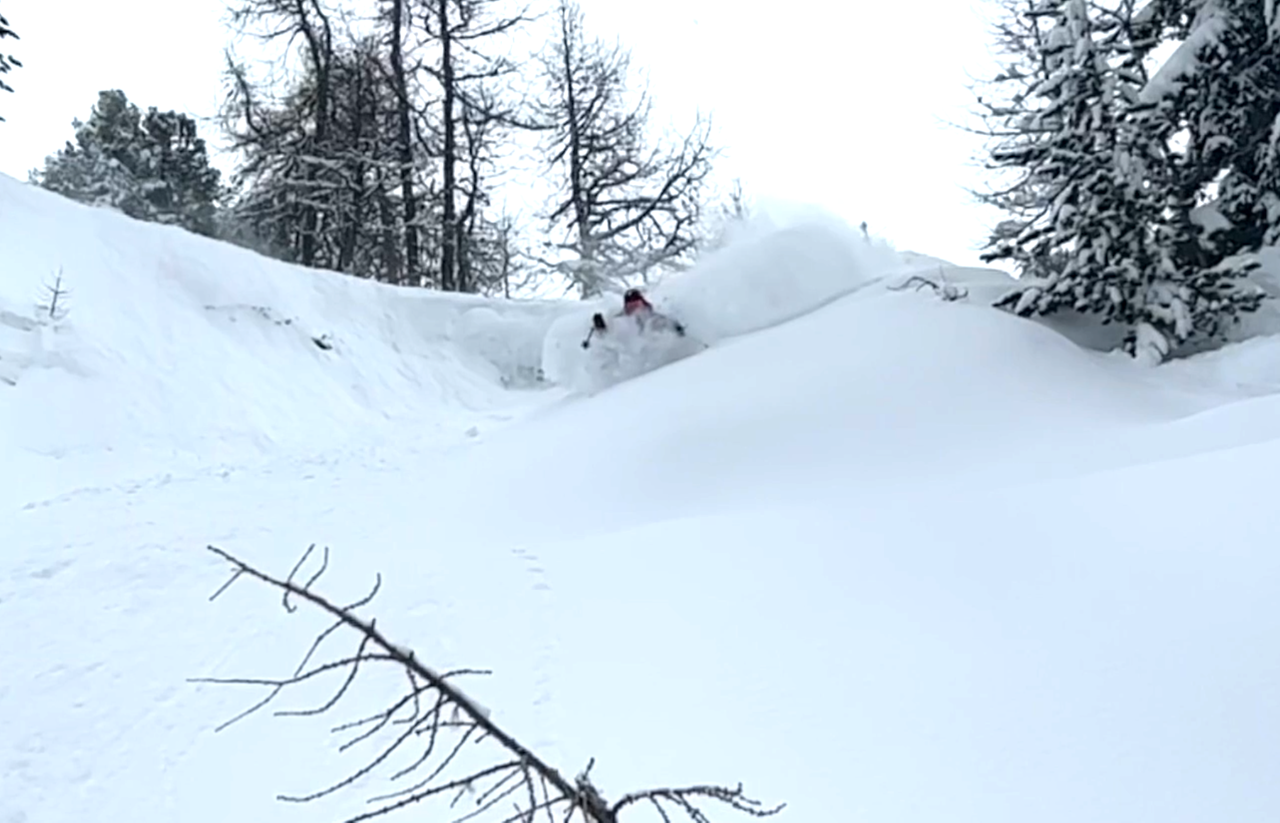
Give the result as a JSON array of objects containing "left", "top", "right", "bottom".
[{"left": 3, "top": 173, "right": 1280, "bottom": 823}]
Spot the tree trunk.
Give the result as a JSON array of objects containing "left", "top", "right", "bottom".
[
  {"left": 556, "top": 1, "right": 597, "bottom": 296},
  {"left": 297, "top": 4, "right": 333, "bottom": 269},
  {"left": 338, "top": 59, "right": 366, "bottom": 273},
  {"left": 558, "top": 5, "right": 589, "bottom": 253},
  {"left": 439, "top": 0, "right": 458, "bottom": 291},
  {"left": 390, "top": 0, "right": 419, "bottom": 285}
]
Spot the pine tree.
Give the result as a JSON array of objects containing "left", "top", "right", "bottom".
[
  {"left": 31, "top": 91, "right": 224, "bottom": 235},
  {"left": 1125, "top": 0, "right": 1271, "bottom": 354},
  {"left": 971, "top": 0, "right": 1064, "bottom": 271},
  {"left": 138, "top": 108, "right": 224, "bottom": 235},
  {"left": 0, "top": 10, "right": 19, "bottom": 121},
  {"left": 979, "top": 0, "right": 1269, "bottom": 360},
  {"left": 1200, "top": 0, "right": 1280, "bottom": 250},
  {"left": 33, "top": 90, "right": 145, "bottom": 215},
  {"left": 989, "top": 1, "right": 1158, "bottom": 333}
]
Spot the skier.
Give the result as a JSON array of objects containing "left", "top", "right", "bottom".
[{"left": 581, "top": 288, "right": 686, "bottom": 349}]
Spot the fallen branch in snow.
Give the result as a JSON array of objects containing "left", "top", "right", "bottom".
[
  {"left": 887, "top": 273, "right": 968, "bottom": 302},
  {"left": 196, "top": 544, "right": 785, "bottom": 823}
]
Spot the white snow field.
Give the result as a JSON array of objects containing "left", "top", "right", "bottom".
[{"left": 3, "top": 172, "right": 1280, "bottom": 823}]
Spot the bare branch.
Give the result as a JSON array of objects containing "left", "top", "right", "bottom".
[{"left": 196, "top": 544, "right": 782, "bottom": 823}]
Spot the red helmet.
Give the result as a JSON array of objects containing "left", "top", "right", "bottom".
[{"left": 623, "top": 288, "right": 652, "bottom": 315}]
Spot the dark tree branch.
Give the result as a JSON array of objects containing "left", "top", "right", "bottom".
[{"left": 196, "top": 545, "right": 785, "bottom": 823}]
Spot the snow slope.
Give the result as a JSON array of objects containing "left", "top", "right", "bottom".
[
  {"left": 3, "top": 174, "right": 1280, "bottom": 823},
  {"left": 0, "top": 175, "right": 570, "bottom": 508}
]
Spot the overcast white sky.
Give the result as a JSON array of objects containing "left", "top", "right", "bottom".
[{"left": 0, "top": 0, "right": 1004, "bottom": 268}]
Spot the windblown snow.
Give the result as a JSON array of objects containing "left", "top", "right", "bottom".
[{"left": 3, "top": 173, "right": 1280, "bottom": 823}]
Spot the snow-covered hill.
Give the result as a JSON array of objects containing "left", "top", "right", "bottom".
[{"left": 3, "top": 173, "right": 1280, "bottom": 823}]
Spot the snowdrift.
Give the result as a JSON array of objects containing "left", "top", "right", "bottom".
[
  {"left": 0, "top": 174, "right": 570, "bottom": 504},
  {"left": 971, "top": 243, "right": 1280, "bottom": 358},
  {"left": 440, "top": 286, "right": 1234, "bottom": 544}
]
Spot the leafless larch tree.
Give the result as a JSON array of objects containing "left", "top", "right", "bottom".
[
  {"left": 534, "top": 0, "right": 717, "bottom": 297},
  {"left": 196, "top": 544, "right": 786, "bottom": 823}
]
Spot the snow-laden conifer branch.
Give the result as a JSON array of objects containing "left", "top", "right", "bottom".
[{"left": 196, "top": 544, "right": 785, "bottom": 823}]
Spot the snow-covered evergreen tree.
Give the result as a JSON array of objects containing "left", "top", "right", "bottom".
[
  {"left": 988, "top": 1, "right": 1161, "bottom": 340},
  {"left": 138, "top": 108, "right": 224, "bottom": 235},
  {"left": 1126, "top": 0, "right": 1272, "bottom": 353},
  {"left": 33, "top": 91, "right": 148, "bottom": 216},
  {"left": 32, "top": 91, "right": 223, "bottom": 236},
  {"left": 980, "top": 0, "right": 1269, "bottom": 360},
  {"left": 972, "top": 0, "right": 1065, "bottom": 272},
  {"left": 1200, "top": 0, "right": 1280, "bottom": 250}
]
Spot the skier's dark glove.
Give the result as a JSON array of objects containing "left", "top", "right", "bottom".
[
  {"left": 592, "top": 313, "right": 607, "bottom": 331},
  {"left": 674, "top": 321, "right": 686, "bottom": 337}
]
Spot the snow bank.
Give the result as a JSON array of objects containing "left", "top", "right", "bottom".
[
  {"left": 481, "top": 290, "right": 1223, "bottom": 542},
  {"left": 453, "top": 305, "right": 560, "bottom": 388},
  {"left": 0, "top": 174, "right": 572, "bottom": 502},
  {"left": 1157, "top": 331, "right": 1280, "bottom": 397},
  {"left": 952, "top": 238, "right": 1280, "bottom": 359}
]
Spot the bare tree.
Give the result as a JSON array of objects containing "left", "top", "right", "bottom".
[
  {"left": 197, "top": 544, "right": 784, "bottom": 823},
  {"left": 382, "top": 0, "right": 425, "bottom": 285},
  {"left": 316, "top": 33, "right": 417, "bottom": 280},
  {"left": 224, "top": 0, "right": 338, "bottom": 268},
  {"left": 456, "top": 80, "right": 536, "bottom": 293},
  {"left": 416, "top": 0, "right": 533, "bottom": 291},
  {"left": 223, "top": 23, "right": 423, "bottom": 283},
  {"left": 535, "top": 0, "right": 716, "bottom": 297}
]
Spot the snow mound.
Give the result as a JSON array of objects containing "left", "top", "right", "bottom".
[
  {"left": 475, "top": 288, "right": 1221, "bottom": 542},
  {"left": 0, "top": 174, "right": 572, "bottom": 503}
]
